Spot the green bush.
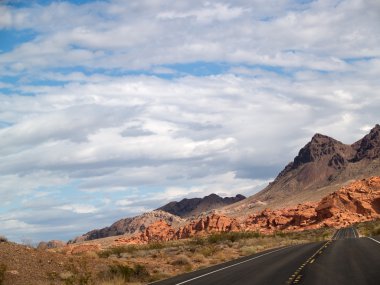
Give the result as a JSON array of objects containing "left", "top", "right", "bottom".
[
  {"left": 190, "top": 237, "right": 205, "bottom": 246},
  {"left": 145, "top": 242, "right": 165, "bottom": 250}
]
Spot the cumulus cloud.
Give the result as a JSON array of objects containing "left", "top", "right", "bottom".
[{"left": 0, "top": 0, "right": 379, "bottom": 242}]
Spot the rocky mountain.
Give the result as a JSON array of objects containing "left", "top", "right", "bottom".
[
  {"left": 112, "top": 176, "right": 380, "bottom": 245},
  {"left": 72, "top": 210, "right": 185, "bottom": 243},
  {"left": 157, "top": 193, "right": 246, "bottom": 217},
  {"left": 225, "top": 124, "right": 380, "bottom": 215}
]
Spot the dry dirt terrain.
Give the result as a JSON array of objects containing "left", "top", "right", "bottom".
[{"left": 0, "top": 227, "right": 335, "bottom": 285}]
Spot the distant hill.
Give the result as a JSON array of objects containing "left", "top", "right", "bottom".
[
  {"left": 72, "top": 210, "right": 185, "bottom": 243},
  {"left": 225, "top": 124, "right": 380, "bottom": 216},
  {"left": 157, "top": 193, "right": 246, "bottom": 217}
]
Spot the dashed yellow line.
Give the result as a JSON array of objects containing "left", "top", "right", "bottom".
[{"left": 286, "top": 241, "right": 331, "bottom": 284}]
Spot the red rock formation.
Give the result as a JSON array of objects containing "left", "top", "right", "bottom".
[
  {"left": 244, "top": 177, "right": 380, "bottom": 232},
  {"left": 115, "top": 214, "right": 241, "bottom": 245},
  {"left": 315, "top": 176, "right": 380, "bottom": 227},
  {"left": 111, "top": 177, "right": 380, "bottom": 246},
  {"left": 176, "top": 214, "right": 241, "bottom": 239}
]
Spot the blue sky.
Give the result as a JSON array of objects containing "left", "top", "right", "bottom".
[{"left": 1, "top": 0, "right": 380, "bottom": 243}]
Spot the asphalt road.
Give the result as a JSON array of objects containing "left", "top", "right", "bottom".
[
  {"left": 332, "top": 226, "right": 359, "bottom": 239},
  {"left": 151, "top": 227, "right": 380, "bottom": 285}
]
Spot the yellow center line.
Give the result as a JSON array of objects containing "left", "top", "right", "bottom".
[{"left": 287, "top": 241, "right": 330, "bottom": 284}]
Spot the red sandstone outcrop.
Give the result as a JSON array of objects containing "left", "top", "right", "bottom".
[
  {"left": 113, "top": 177, "right": 380, "bottom": 245},
  {"left": 176, "top": 214, "right": 241, "bottom": 239},
  {"left": 244, "top": 176, "right": 380, "bottom": 232},
  {"left": 315, "top": 176, "right": 380, "bottom": 227},
  {"left": 72, "top": 210, "right": 185, "bottom": 243},
  {"left": 115, "top": 214, "right": 241, "bottom": 245}
]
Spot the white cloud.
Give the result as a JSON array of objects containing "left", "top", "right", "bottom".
[
  {"left": 0, "top": 0, "right": 379, "bottom": 242},
  {"left": 56, "top": 204, "right": 98, "bottom": 214}
]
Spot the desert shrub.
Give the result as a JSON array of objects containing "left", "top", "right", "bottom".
[
  {"left": 98, "top": 245, "right": 137, "bottom": 258},
  {"left": 199, "top": 245, "right": 217, "bottom": 257},
  {"left": 0, "top": 236, "right": 7, "bottom": 243},
  {"left": 213, "top": 251, "right": 227, "bottom": 262},
  {"left": 109, "top": 264, "right": 134, "bottom": 281},
  {"left": 134, "top": 264, "right": 150, "bottom": 278},
  {"left": 145, "top": 242, "right": 165, "bottom": 250},
  {"left": 274, "top": 231, "right": 286, "bottom": 238},
  {"left": 240, "top": 245, "right": 258, "bottom": 256},
  {"left": 192, "top": 253, "right": 206, "bottom": 263},
  {"left": 373, "top": 226, "right": 380, "bottom": 236},
  {"left": 171, "top": 255, "right": 192, "bottom": 266},
  {"left": 98, "top": 276, "right": 126, "bottom": 285},
  {"left": 355, "top": 219, "right": 380, "bottom": 237},
  {"left": 108, "top": 264, "right": 149, "bottom": 282},
  {"left": 0, "top": 263, "right": 6, "bottom": 285},
  {"left": 190, "top": 237, "right": 205, "bottom": 246},
  {"left": 207, "top": 232, "right": 261, "bottom": 244},
  {"left": 207, "top": 234, "right": 224, "bottom": 244}
]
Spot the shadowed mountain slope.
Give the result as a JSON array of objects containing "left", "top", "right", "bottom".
[
  {"left": 157, "top": 193, "right": 246, "bottom": 217},
  {"left": 224, "top": 125, "right": 380, "bottom": 216}
]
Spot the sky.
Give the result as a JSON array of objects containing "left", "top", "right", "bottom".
[{"left": 0, "top": 0, "right": 379, "bottom": 243}]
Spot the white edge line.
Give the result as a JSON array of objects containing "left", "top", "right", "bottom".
[
  {"left": 351, "top": 227, "right": 356, "bottom": 238},
  {"left": 367, "top": 237, "right": 380, "bottom": 245},
  {"left": 174, "top": 246, "right": 291, "bottom": 285}
]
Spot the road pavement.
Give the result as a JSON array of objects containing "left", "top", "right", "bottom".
[{"left": 151, "top": 227, "right": 380, "bottom": 285}]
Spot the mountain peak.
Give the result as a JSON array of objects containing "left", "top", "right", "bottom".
[
  {"left": 351, "top": 124, "right": 380, "bottom": 162},
  {"left": 290, "top": 133, "right": 346, "bottom": 170},
  {"left": 311, "top": 133, "right": 330, "bottom": 141},
  {"left": 157, "top": 193, "right": 245, "bottom": 217}
]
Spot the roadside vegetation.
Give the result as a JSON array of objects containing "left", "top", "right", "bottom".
[
  {"left": 356, "top": 219, "right": 380, "bottom": 237},
  {"left": 0, "top": 228, "right": 333, "bottom": 285},
  {"left": 94, "top": 227, "right": 333, "bottom": 284}
]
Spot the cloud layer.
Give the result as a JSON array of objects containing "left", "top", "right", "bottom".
[{"left": 0, "top": 0, "right": 379, "bottom": 242}]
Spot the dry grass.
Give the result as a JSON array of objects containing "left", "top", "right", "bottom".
[
  {"left": 0, "top": 263, "right": 6, "bottom": 285},
  {"left": 90, "top": 227, "right": 333, "bottom": 284},
  {"left": 0, "top": 227, "right": 333, "bottom": 285},
  {"left": 356, "top": 219, "right": 380, "bottom": 237}
]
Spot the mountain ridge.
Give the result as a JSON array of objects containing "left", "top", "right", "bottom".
[
  {"left": 157, "top": 193, "right": 246, "bottom": 217},
  {"left": 224, "top": 124, "right": 380, "bottom": 216},
  {"left": 72, "top": 193, "right": 245, "bottom": 243}
]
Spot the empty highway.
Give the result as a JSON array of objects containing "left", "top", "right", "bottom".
[{"left": 151, "top": 227, "right": 380, "bottom": 285}]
